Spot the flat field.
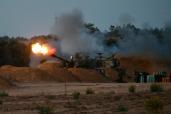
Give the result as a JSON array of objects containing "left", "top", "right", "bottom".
[{"left": 0, "top": 83, "right": 171, "bottom": 114}]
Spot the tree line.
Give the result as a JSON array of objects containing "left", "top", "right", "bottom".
[{"left": 0, "top": 23, "right": 170, "bottom": 67}]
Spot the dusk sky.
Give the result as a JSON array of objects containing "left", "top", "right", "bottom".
[{"left": 0, "top": 0, "right": 171, "bottom": 37}]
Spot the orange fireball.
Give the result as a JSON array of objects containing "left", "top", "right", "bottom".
[{"left": 32, "top": 43, "right": 56, "bottom": 55}]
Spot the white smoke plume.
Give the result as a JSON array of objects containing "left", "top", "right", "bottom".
[
  {"left": 51, "top": 9, "right": 108, "bottom": 56},
  {"left": 50, "top": 10, "right": 171, "bottom": 60}
]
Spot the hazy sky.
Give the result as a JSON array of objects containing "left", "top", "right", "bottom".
[{"left": 0, "top": 0, "right": 171, "bottom": 37}]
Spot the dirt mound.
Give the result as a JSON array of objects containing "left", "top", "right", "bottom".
[
  {"left": 38, "top": 63, "right": 79, "bottom": 82},
  {"left": 0, "top": 76, "right": 13, "bottom": 89},
  {"left": 104, "top": 68, "right": 119, "bottom": 81},
  {"left": 0, "top": 65, "right": 54, "bottom": 82},
  {"left": 0, "top": 64, "right": 112, "bottom": 83},
  {"left": 68, "top": 68, "right": 110, "bottom": 82},
  {"left": 118, "top": 56, "right": 171, "bottom": 76},
  {"left": 119, "top": 57, "right": 154, "bottom": 75}
]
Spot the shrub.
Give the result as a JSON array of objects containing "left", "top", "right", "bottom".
[
  {"left": 0, "top": 91, "right": 9, "bottom": 97},
  {"left": 144, "top": 96, "right": 163, "bottom": 114},
  {"left": 47, "top": 95, "right": 56, "bottom": 100},
  {"left": 114, "top": 95, "right": 122, "bottom": 101},
  {"left": 86, "top": 88, "right": 94, "bottom": 94},
  {"left": 72, "top": 91, "right": 80, "bottom": 100},
  {"left": 37, "top": 106, "right": 54, "bottom": 114},
  {"left": 150, "top": 84, "right": 163, "bottom": 92},
  {"left": 117, "top": 105, "right": 128, "bottom": 112},
  {"left": 128, "top": 85, "right": 136, "bottom": 93},
  {"left": 0, "top": 100, "right": 3, "bottom": 105}
]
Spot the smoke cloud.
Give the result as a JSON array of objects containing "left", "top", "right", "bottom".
[
  {"left": 51, "top": 10, "right": 171, "bottom": 60},
  {"left": 118, "top": 25, "right": 171, "bottom": 60},
  {"left": 51, "top": 9, "right": 108, "bottom": 56}
]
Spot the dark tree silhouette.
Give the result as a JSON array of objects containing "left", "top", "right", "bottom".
[{"left": 0, "top": 37, "right": 31, "bottom": 67}]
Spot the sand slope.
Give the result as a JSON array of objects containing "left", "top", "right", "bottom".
[
  {"left": 68, "top": 68, "right": 110, "bottom": 82},
  {"left": 0, "top": 76, "right": 13, "bottom": 89},
  {"left": 0, "top": 63, "right": 113, "bottom": 86},
  {"left": 38, "top": 63, "right": 79, "bottom": 82},
  {"left": 0, "top": 65, "right": 54, "bottom": 82}
]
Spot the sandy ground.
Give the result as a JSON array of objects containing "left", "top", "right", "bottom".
[
  {"left": 5, "top": 82, "right": 171, "bottom": 96},
  {"left": 0, "top": 82, "right": 171, "bottom": 114}
]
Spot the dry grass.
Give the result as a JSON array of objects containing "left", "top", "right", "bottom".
[{"left": 0, "top": 83, "right": 171, "bottom": 114}]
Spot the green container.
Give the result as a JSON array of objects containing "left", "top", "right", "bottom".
[
  {"left": 140, "top": 75, "right": 145, "bottom": 83},
  {"left": 147, "top": 75, "right": 155, "bottom": 83}
]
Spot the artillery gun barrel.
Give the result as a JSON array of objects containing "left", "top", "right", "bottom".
[{"left": 51, "top": 54, "right": 70, "bottom": 63}]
